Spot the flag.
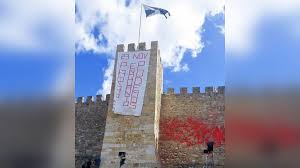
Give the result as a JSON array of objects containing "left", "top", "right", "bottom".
[{"left": 143, "top": 4, "right": 171, "bottom": 19}]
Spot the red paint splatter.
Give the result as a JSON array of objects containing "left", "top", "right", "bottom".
[{"left": 160, "top": 117, "right": 225, "bottom": 147}]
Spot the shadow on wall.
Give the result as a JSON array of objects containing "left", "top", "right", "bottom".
[{"left": 80, "top": 156, "right": 100, "bottom": 168}]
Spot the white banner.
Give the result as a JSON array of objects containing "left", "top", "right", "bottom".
[{"left": 113, "top": 50, "right": 150, "bottom": 116}]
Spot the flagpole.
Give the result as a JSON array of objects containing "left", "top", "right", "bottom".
[{"left": 138, "top": 3, "right": 142, "bottom": 44}]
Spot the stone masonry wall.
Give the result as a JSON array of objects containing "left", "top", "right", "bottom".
[
  {"left": 75, "top": 42, "right": 225, "bottom": 168},
  {"left": 100, "top": 41, "right": 162, "bottom": 168},
  {"left": 75, "top": 95, "right": 109, "bottom": 168},
  {"left": 75, "top": 86, "right": 225, "bottom": 168},
  {"left": 159, "top": 86, "right": 225, "bottom": 167}
]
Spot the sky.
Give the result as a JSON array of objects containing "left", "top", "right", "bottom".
[
  {"left": 226, "top": 0, "right": 300, "bottom": 91},
  {"left": 227, "top": 15, "right": 300, "bottom": 89},
  {"left": 75, "top": 11, "right": 225, "bottom": 97},
  {"left": 0, "top": 1, "right": 299, "bottom": 166},
  {"left": 75, "top": 0, "right": 225, "bottom": 97},
  {"left": 0, "top": 0, "right": 74, "bottom": 99},
  {"left": 0, "top": 0, "right": 299, "bottom": 99}
]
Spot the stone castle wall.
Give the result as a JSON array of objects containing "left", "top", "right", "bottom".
[
  {"left": 100, "top": 41, "right": 162, "bottom": 168},
  {"left": 75, "top": 86, "right": 225, "bottom": 168},
  {"left": 75, "top": 95, "right": 109, "bottom": 168},
  {"left": 159, "top": 86, "right": 225, "bottom": 167},
  {"left": 75, "top": 41, "right": 225, "bottom": 168}
]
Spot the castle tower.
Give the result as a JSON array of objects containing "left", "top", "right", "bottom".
[{"left": 100, "top": 41, "right": 163, "bottom": 167}]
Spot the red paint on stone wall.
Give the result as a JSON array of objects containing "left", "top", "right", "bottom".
[{"left": 160, "top": 117, "right": 225, "bottom": 146}]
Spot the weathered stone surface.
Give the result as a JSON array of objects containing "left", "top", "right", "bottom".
[
  {"left": 99, "top": 41, "right": 161, "bottom": 168},
  {"left": 75, "top": 42, "right": 225, "bottom": 168},
  {"left": 159, "top": 91, "right": 225, "bottom": 167},
  {"left": 75, "top": 97, "right": 108, "bottom": 168}
]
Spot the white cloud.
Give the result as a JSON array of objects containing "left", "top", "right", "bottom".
[
  {"left": 182, "top": 64, "right": 190, "bottom": 72},
  {"left": 96, "top": 59, "right": 115, "bottom": 99},
  {"left": 0, "top": 0, "right": 75, "bottom": 97},
  {"left": 226, "top": 0, "right": 300, "bottom": 56},
  {"left": 76, "top": 0, "right": 225, "bottom": 96},
  {"left": 0, "top": 0, "right": 74, "bottom": 52}
]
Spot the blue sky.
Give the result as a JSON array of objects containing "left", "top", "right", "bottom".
[
  {"left": 227, "top": 15, "right": 300, "bottom": 90},
  {"left": 75, "top": 13, "right": 225, "bottom": 97},
  {"left": 163, "top": 13, "right": 224, "bottom": 93},
  {"left": 0, "top": 49, "right": 66, "bottom": 98},
  {"left": 1, "top": 1, "right": 299, "bottom": 99}
]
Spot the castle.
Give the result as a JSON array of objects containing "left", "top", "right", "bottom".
[{"left": 75, "top": 41, "right": 225, "bottom": 168}]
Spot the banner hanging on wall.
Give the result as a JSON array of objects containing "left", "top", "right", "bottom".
[{"left": 113, "top": 50, "right": 150, "bottom": 116}]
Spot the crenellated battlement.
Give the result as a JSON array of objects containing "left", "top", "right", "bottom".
[
  {"left": 76, "top": 94, "right": 111, "bottom": 104},
  {"left": 75, "top": 86, "right": 225, "bottom": 104},
  {"left": 116, "top": 41, "right": 158, "bottom": 53},
  {"left": 164, "top": 86, "right": 225, "bottom": 95},
  {"left": 75, "top": 95, "right": 109, "bottom": 166},
  {"left": 76, "top": 40, "right": 225, "bottom": 168}
]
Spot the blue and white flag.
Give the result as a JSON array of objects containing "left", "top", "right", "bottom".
[{"left": 143, "top": 4, "right": 171, "bottom": 19}]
